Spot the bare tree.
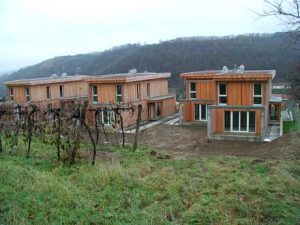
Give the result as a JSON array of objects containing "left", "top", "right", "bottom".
[
  {"left": 260, "top": 0, "right": 300, "bottom": 41},
  {"left": 260, "top": 0, "right": 300, "bottom": 31},
  {"left": 260, "top": 0, "right": 300, "bottom": 100},
  {"left": 133, "top": 104, "right": 142, "bottom": 151}
]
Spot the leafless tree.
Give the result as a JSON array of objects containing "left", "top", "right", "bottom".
[
  {"left": 260, "top": 0, "right": 300, "bottom": 42},
  {"left": 260, "top": 0, "right": 300, "bottom": 100},
  {"left": 133, "top": 104, "right": 142, "bottom": 151}
]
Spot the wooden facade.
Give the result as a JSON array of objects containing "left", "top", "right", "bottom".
[
  {"left": 180, "top": 68, "right": 279, "bottom": 141},
  {"left": 4, "top": 72, "right": 176, "bottom": 128}
]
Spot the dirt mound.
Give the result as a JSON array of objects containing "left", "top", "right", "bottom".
[
  {"left": 257, "top": 131, "right": 300, "bottom": 160},
  {"left": 136, "top": 124, "right": 300, "bottom": 160}
]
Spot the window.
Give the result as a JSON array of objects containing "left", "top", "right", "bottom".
[
  {"left": 224, "top": 111, "right": 231, "bottom": 131},
  {"left": 147, "top": 83, "right": 150, "bottom": 98},
  {"left": 224, "top": 111, "right": 256, "bottom": 132},
  {"left": 157, "top": 103, "right": 161, "bottom": 117},
  {"left": 232, "top": 111, "right": 239, "bottom": 131},
  {"left": 249, "top": 111, "right": 256, "bottom": 132},
  {"left": 46, "top": 86, "right": 51, "bottom": 99},
  {"left": 194, "top": 104, "right": 209, "bottom": 121},
  {"left": 92, "top": 85, "right": 98, "bottom": 103},
  {"left": 189, "top": 82, "right": 196, "bottom": 99},
  {"left": 59, "top": 85, "right": 64, "bottom": 98},
  {"left": 116, "top": 85, "right": 123, "bottom": 103},
  {"left": 253, "top": 83, "right": 262, "bottom": 105},
  {"left": 218, "top": 83, "right": 227, "bottom": 104},
  {"left": 25, "top": 87, "right": 30, "bottom": 102},
  {"left": 99, "top": 108, "right": 115, "bottom": 125},
  {"left": 136, "top": 83, "right": 141, "bottom": 100},
  {"left": 9, "top": 87, "right": 14, "bottom": 101}
]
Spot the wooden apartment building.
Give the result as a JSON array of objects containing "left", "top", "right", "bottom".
[
  {"left": 4, "top": 70, "right": 176, "bottom": 127},
  {"left": 180, "top": 66, "right": 282, "bottom": 141}
]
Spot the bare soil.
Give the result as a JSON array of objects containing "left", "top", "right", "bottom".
[{"left": 134, "top": 124, "right": 300, "bottom": 160}]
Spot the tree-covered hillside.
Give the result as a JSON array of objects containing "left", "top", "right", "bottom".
[{"left": 1, "top": 32, "right": 299, "bottom": 96}]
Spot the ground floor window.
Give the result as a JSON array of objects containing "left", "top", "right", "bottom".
[
  {"left": 195, "top": 104, "right": 209, "bottom": 121},
  {"left": 99, "top": 108, "right": 115, "bottom": 125},
  {"left": 224, "top": 111, "right": 256, "bottom": 132}
]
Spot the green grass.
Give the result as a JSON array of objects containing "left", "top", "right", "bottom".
[
  {"left": 283, "top": 103, "right": 300, "bottom": 134},
  {"left": 0, "top": 138, "right": 300, "bottom": 225}
]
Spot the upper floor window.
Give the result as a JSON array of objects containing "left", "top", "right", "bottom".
[
  {"left": 116, "top": 85, "right": 123, "bottom": 103},
  {"left": 253, "top": 83, "right": 262, "bottom": 105},
  {"left": 46, "top": 86, "right": 51, "bottom": 99},
  {"left": 92, "top": 85, "right": 98, "bottom": 103},
  {"left": 147, "top": 83, "right": 151, "bottom": 98},
  {"left": 189, "top": 82, "right": 196, "bottom": 99},
  {"left": 218, "top": 83, "right": 227, "bottom": 104},
  {"left": 9, "top": 87, "right": 14, "bottom": 101},
  {"left": 136, "top": 83, "right": 141, "bottom": 100},
  {"left": 25, "top": 87, "right": 30, "bottom": 102},
  {"left": 59, "top": 85, "right": 64, "bottom": 98}
]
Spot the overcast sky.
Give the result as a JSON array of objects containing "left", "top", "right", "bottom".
[{"left": 0, "top": 0, "right": 284, "bottom": 73}]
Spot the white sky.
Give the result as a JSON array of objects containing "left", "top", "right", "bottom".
[{"left": 0, "top": 0, "right": 284, "bottom": 73}]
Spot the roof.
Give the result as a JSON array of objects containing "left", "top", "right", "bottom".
[
  {"left": 181, "top": 69, "right": 276, "bottom": 81},
  {"left": 3, "top": 75, "right": 88, "bottom": 86},
  {"left": 4, "top": 72, "right": 171, "bottom": 86},
  {"left": 270, "top": 95, "right": 283, "bottom": 103},
  {"left": 271, "top": 94, "right": 291, "bottom": 100},
  {"left": 147, "top": 95, "right": 175, "bottom": 101}
]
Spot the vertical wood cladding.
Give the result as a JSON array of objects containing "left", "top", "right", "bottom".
[{"left": 226, "top": 81, "right": 267, "bottom": 106}]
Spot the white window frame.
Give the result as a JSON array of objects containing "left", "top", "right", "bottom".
[
  {"left": 116, "top": 84, "right": 123, "bottom": 103},
  {"left": 59, "top": 85, "right": 64, "bottom": 98},
  {"left": 218, "top": 83, "right": 227, "bottom": 105},
  {"left": 100, "top": 108, "right": 115, "bottom": 125},
  {"left": 189, "top": 82, "right": 196, "bottom": 99},
  {"left": 46, "top": 86, "right": 51, "bottom": 99},
  {"left": 253, "top": 83, "right": 262, "bottom": 106},
  {"left": 224, "top": 111, "right": 256, "bottom": 133},
  {"left": 25, "top": 87, "right": 30, "bottom": 102},
  {"left": 194, "top": 104, "right": 208, "bottom": 121},
  {"left": 92, "top": 85, "right": 98, "bottom": 104}
]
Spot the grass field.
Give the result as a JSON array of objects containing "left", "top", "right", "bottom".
[
  {"left": 0, "top": 138, "right": 300, "bottom": 225},
  {"left": 283, "top": 103, "right": 300, "bottom": 134}
]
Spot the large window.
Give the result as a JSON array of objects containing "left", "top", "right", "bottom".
[
  {"left": 218, "top": 83, "right": 227, "bottom": 104},
  {"left": 25, "top": 87, "right": 30, "bottom": 102},
  {"left": 99, "top": 108, "right": 115, "bottom": 125},
  {"left": 9, "top": 87, "right": 14, "bottom": 101},
  {"left": 136, "top": 83, "right": 141, "bottom": 100},
  {"left": 224, "top": 111, "right": 256, "bottom": 132},
  {"left": 253, "top": 83, "right": 262, "bottom": 105},
  {"left": 189, "top": 82, "right": 196, "bottom": 99},
  {"left": 92, "top": 85, "right": 98, "bottom": 103},
  {"left": 59, "top": 85, "right": 64, "bottom": 98},
  {"left": 46, "top": 86, "right": 51, "bottom": 99},
  {"left": 194, "top": 104, "right": 209, "bottom": 121},
  {"left": 116, "top": 85, "right": 123, "bottom": 103}
]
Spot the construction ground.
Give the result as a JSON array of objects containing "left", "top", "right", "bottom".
[{"left": 97, "top": 106, "right": 300, "bottom": 161}]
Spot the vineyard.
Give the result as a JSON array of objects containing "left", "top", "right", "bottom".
[{"left": 0, "top": 101, "right": 142, "bottom": 165}]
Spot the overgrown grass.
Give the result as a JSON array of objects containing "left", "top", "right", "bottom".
[
  {"left": 283, "top": 103, "right": 300, "bottom": 134},
  {"left": 0, "top": 138, "right": 300, "bottom": 225}
]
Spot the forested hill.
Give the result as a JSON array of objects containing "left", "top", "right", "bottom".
[{"left": 1, "top": 32, "right": 299, "bottom": 96}]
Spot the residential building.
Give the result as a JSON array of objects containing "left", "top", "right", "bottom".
[
  {"left": 180, "top": 66, "right": 281, "bottom": 141},
  {"left": 4, "top": 70, "right": 176, "bottom": 128}
]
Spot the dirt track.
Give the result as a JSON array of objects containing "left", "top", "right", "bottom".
[{"left": 134, "top": 124, "right": 300, "bottom": 160}]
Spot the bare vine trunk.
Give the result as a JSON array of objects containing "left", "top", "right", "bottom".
[{"left": 133, "top": 104, "right": 142, "bottom": 151}]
